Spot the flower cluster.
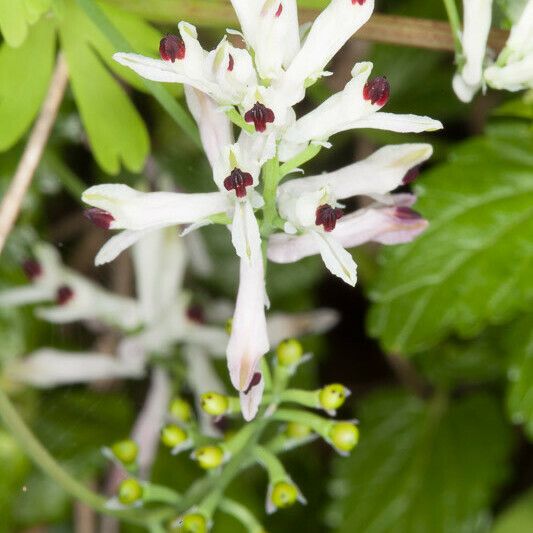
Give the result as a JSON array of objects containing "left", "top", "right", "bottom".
[
  {"left": 82, "top": 0, "right": 441, "bottom": 420},
  {"left": 452, "top": 0, "right": 533, "bottom": 102}
]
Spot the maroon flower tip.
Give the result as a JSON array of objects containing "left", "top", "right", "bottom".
[
  {"left": 223, "top": 168, "right": 254, "bottom": 198},
  {"left": 363, "top": 76, "right": 390, "bottom": 106},
  {"left": 84, "top": 208, "right": 114, "bottom": 230},
  {"left": 56, "top": 285, "right": 74, "bottom": 306},
  {"left": 187, "top": 305, "right": 205, "bottom": 324},
  {"left": 22, "top": 259, "right": 42, "bottom": 281},
  {"left": 228, "top": 53, "right": 234, "bottom": 72},
  {"left": 275, "top": 3, "right": 283, "bottom": 17},
  {"left": 244, "top": 102, "right": 275, "bottom": 133},
  {"left": 315, "top": 204, "right": 344, "bottom": 232},
  {"left": 394, "top": 206, "right": 423, "bottom": 221},
  {"left": 352, "top": 0, "right": 367, "bottom": 4},
  {"left": 244, "top": 372, "right": 262, "bottom": 395},
  {"left": 159, "top": 34, "right": 185, "bottom": 62},
  {"left": 402, "top": 166, "right": 420, "bottom": 185}
]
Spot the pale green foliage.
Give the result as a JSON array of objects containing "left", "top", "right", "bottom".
[
  {"left": 492, "top": 489, "right": 533, "bottom": 533},
  {"left": 0, "top": 0, "right": 52, "bottom": 47}
]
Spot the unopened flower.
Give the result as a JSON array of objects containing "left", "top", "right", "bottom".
[
  {"left": 161, "top": 424, "right": 189, "bottom": 453},
  {"left": 318, "top": 384, "right": 351, "bottom": 412},
  {"left": 169, "top": 397, "right": 193, "bottom": 423},
  {"left": 192, "top": 445, "right": 226, "bottom": 470},
  {"left": 328, "top": 421, "right": 359, "bottom": 454},
  {"left": 200, "top": 392, "right": 230, "bottom": 416},
  {"left": 117, "top": 478, "right": 143, "bottom": 506},
  {"left": 276, "top": 338, "right": 304, "bottom": 367},
  {"left": 110, "top": 439, "right": 139, "bottom": 465}
]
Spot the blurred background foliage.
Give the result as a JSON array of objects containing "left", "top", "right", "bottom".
[{"left": 0, "top": 0, "right": 532, "bottom": 532}]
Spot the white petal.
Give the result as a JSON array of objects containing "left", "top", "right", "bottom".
[
  {"left": 6, "top": 349, "right": 145, "bottom": 388},
  {"left": 280, "top": 0, "right": 375, "bottom": 104},
  {"left": 504, "top": 0, "right": 533, "bottom": 58},
  {"left": 231, "top": 199, "right": 262, "bottom": 262},
  {"left": 83, "top": 184, "right": 230, "bottom": 231},
  {"left": 230, "top": 0, "right": 262, "bottom": 47},
  {"left": 227, "top": 253, "right": 269, "bottom": 391},
  {"left": 0, "top": 285, "right": 54, "bottom": 306},
  {"left": 278, "top": 187, "right": 330, "bottom": 228},
  {"left": 280, "top": 143, "right": 433, "bottom": 198},
  {"left": 452, "top": 73, "right": 479, "bottom": 103},
  {"left": 131, "top": 368, "right": 171, "bottom": 479},
  {"left": 310, "top": 230, "right": 357, "bottom": 286},
  {"left": 341, "top": 112, "right": 443, "bottom": 134},
  {"left": 239, "top": 364, "right": 265, "bottom": 421},
  {"left": 266, "top": 309, "right": 340, "bottom": 346},
  {"left": 460, "top": 0, "right": 492, "bottom": 86},
  {"left": 95, "top": 229, "right": 154, "bottom": 266},
  {"left": 185, "top": 86, "right": 234, "bottom": 169},
  {"left": 484, "top": 55, "right": 533, "bottom": 91},
  {"left": 184, "top": 230, "right": 214, "bottom": 277},
  {"left": 183, "top": 322, "right": 229, "bottom": 357}
]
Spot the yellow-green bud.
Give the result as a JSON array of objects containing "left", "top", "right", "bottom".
[
  {"left": 180, "top": 513, "right": 207, "bottom": 533},
  {"left": 200, "top": 392, "right": 229, "bottom": 416},
  {"left": 285, "top": 422, "right": 312, "bottom": 439},
  {"left": 170, "top": 397, "right": 193, "bottom": 422},
  {"left": 225, "top": 318, "right": 233, "bottom": 335},
  {"left": 271, "top": 481, "right": 298, "bottom": 509},
  {"left": 329, "top": 422, "right": 359, "bottom": 453},
  {"left": 161, "top": 424, "right": 188, "bottom": 449},
  {"left": 276, "top": 339, "right": 303, "bottom": 367},
  {"left": 319, "top": 384, "right": 349, "bottom": 411},
  {"left": 118, "top": 478, "right": 143, "bottom": 505},
  {"left": 193, "top": 445, "right": 224, "bottom": 470},
  {"left": 111, "top": 439, "right": 138, "bottom": 465}
]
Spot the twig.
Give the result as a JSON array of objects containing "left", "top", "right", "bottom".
[
  {"left": 0, "top": 54, "right": 69, "bottom": 255},
  {"left": 108, "top": 1, "right": 509, "bottom": 53}
]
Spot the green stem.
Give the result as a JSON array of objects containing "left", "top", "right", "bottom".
[
  {"left": 271, "top": 408, "right": 333, "bottom": 438},
  {"left": 261, "top": 156, "right": 281, "bottom": 235},
  {"left": 442, "top": 0, "right": 462, "bottom": 57},
  {"left": 226, "top": 108, "right": 255, "bottom": 134},
  {"left": 279, "top": 143, "right": 322, "bottom": 178},
  {"left": 219, "top": 498, "right": 263, "bottom": 532},
  {"left": 75, "top": 0, "right": 201, "bottom": 148},
  {"left": 253, "top": 445, "right": 287, "bottom": 482},
  {"left": 0, "top": 388, "right": 165, "bottom": 528}
]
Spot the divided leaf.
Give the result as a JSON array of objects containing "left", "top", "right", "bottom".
[
  {"left": 328, "top": 389, "right": 512, "bottom": 533},
  {"left": 367, "top": 123, "right": 533, "bottom": 354}
]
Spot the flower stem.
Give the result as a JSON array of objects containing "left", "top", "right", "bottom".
[
  {"left": 261, "top": 156, "right": 282, "bottom": 235},
  {"left": 442, "top": 0, "right": 463, "bottom": 57},
  {"left": 0, "top": 387, "right": 170, "bottom": 528}
]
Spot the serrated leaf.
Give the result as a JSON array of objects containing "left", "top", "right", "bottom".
[
  {"left": 328, "top": 389, "right": 512, "bottom": 533},
  {"left": 0, "top": 19, "right": 55, "bottom": 151},
  {"left": 367, "top": 123, "right": 533, "bottom": 354},
  {"left": 59, "top": 0, "right": 149, "bottom": 174},
  {"left": 492, "top": 489, "right": 533, "bottom": 533},
  {"left": 503, "top": 313, "right": 533, "bottom": 439}
]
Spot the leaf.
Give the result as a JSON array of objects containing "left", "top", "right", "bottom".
[
  {"left": 492, "top": 489, "right": 533, "bottom": 533},
  {"left": 328, "top": 389, "right": 513, "bottom": 533},
  {"left": 59, "top": 0, "right": 150, "bottom": 174},
  {"left": 0, "top": 19, "right": 55, "bottom": 151},
  {"left": 0, "top": 0, "right": 51, "bottom": 47},
  {"left": 503, "top": 313, "right": 533, "bottom": 439},
  {"left": 367, "top": 123, "right": 533, "bottom": 354}
]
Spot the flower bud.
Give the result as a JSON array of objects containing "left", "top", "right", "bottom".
[
  {"left": 285, "top": 422, "right": 312, "bottom": 439},
  {"left": 161, "top": 424, "right": 188, "bottom": 449},
  {"left": 179, "top": 513, "right": 207, "bottom": 533},
  {"left": 193, "top": 445, "right": 225, "bottom": 470},
  {"left": 276, "top": 339, "right": 303, "bottom": 367},
  {"left": 318, "top": 384, "right": 350, "bottom": 411},
  {"left": 117, "top": 478, "right": 143, "bottom": 505},
  {"left": 111, "top": 439, "right": 138, "bottom": 465},
  {"left": 270, "top": 481, "right": 299, "bottom": 509},
  {"left": 200, "top": 392, "right": 229, "bottom": 416},
  {"left": 329, "top": 422, "right": 359, "bottom": 454},
  {"left": 170, "top": 397, "right": 193, "bottom": 422}
]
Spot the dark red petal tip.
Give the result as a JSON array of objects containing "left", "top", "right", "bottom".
[
  {"left": 352, "top": 0, "right": 367, "bottom": 4},
  {"left": 244, "top": 372, "right": 262, "bottom": 395},
  {"left": 363, "top": 76, "right": 390, "bottom": 106},
  {"left": 275, "top": 3, "right": 283, "bottom": 17},
  {"left": 84, "top": 208, "right": 114, "bottom": 230},
  {"left": 56, "top": 285, "right": 74, "bottom": 305},
  {"left": 244, "top": 102, "right": 275, "bottom": 133},
  {"left": 315, "top": 204, "right": 344, "bottom": 232},
  {"left": 402, "top": 166, "right": 420, "bottom": 185},
  {"left": 223, "top": 168, "right": 254, "bottom": 198},
  {"left": 22, "top": 259, "right": 42, "bottom": 281},
  {"left": 187, "top": 305, "right": 205, "bottom": 324},
  {"left": 159, "top": 34, "right": 185, "bottom": 62},
  {"left": 394, "top": 206, "right": 423, "bottom": 221},
  {"left": 227, "top": 53, "right": 234, "bottom": 72}
]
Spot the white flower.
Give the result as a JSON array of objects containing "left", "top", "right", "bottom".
[
  {"left": 269, "top": 144, "right": 432, "bottom": 284},
  {"left": 452, "top": 0, "right": 493, "bottom": 103},
  {"left": 484, "top": 0, "right": 533, "bottom": 91}
]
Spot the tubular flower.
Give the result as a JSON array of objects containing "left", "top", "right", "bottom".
[{"left": 269, "top": 144, "right": 432, "bottom": 285}]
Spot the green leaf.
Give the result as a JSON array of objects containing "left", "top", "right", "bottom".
[
  {"left": 492, "top": 489, "right": 533, "bottom": 533},
  {"left": 328, "top": 389, "right": 512, "bottom": 533},
  {"left": 503, "top": 313, "right": 533, "bottom": 439},
  {"left": 0, "top": 0, "right": 51, "bottom": 47},
  {"left": 59, "top": 0, "right": 150, "bottom": 174},
  {"left": 0, "top": 19, "right": 55, "bottom": 151},
  {"left": 367, "top": 123, "right": 533, "bottom": 354}
]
